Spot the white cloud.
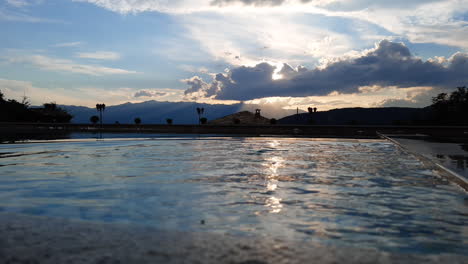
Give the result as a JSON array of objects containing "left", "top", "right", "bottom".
[
  {"left": 0, "top": 8, "right": 62, "bottom": 23},
  {"left": 336, "top": 0, "right": 468, "bottom": 48},
  {"left": 133, "top": 88, "right": 184, "bottom": 99},
  {"left": 179, "top": 64, "right": 209, "bottom": 74},
  {"left": 75, "top": 0, "right": 468, "bottom": 50},
  {"left": 52, "top": 42, "right": 83, "bottom": 48},
  {"left": 76, "top": 51, "right": 121, "bottom": 60},
  {"left": 0, "top": 78, "right": 185, "bottom": 107},
  {"left": 5, "top": 54, "right": 138, "bottom": 76},
  {"left": 6, "top": 0, "right": 30, "bottom": 7},
  {"left": 0, "top": 78, "right": 81, "bottom": 106},
  {"left": 72, "top": 0, "right": 206, "bottom": 14},
  {"left": 180, "top": 13, "right": 355, "bottom": 68}
]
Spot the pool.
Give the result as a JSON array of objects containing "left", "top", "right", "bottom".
[{"left": 0, "top": 137, "right": 467, "bottom": 255}]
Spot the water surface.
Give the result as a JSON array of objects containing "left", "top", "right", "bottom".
[{"left": 0, "top": 137, "right": 467, "bottom": 255}]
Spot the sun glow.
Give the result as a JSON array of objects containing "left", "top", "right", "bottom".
[
  {"left": 272, "top": 73, "right": 283, "bottom": 80},
  {"left": 272, "top": 62, "right": 285, "bottom": 80}
]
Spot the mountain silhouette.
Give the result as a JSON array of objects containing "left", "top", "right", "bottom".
[
  {"left": 62, "top": 101, "right": 296, "bottom": 124},
  {"left": 279, "top": 107, "right": 431, "bottom": 125}
]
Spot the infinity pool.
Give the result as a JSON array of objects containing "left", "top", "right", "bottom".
[{"left": 0, "top": 137, "right": 467, "bottom": 255}]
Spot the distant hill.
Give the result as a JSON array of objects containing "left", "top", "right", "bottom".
[
  {"left": 209, "top": 111, "right": 270, "bottom": 125},
  {"left": 62, "top": 101, "right": 433, "bottom": 126},
  {"left": 62, "top": 101, "right": 294, "bottom": 124},
  {"left": 279, "top": 107, "right": 432, "bottom": 125}
]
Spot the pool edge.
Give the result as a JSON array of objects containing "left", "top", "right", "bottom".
[{"left": 377, "top": 132, "right": 468, "bottom": 192}]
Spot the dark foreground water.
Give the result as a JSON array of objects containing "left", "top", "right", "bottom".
[{"left": 0, "top": 137, "right": 467, "bottom": 255}]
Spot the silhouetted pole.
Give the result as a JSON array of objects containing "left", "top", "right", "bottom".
[
  {"left": 196, "top": 107, "right": 205, "bottom": 125},
  {"left": 96, "top": 103, "right": 106, "bottom": 129}
]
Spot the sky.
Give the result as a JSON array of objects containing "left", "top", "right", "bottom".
[{"left": 1, "top": 0, "right": 468, "bottom": 111}]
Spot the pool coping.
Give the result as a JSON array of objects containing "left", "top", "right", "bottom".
[{"left": 377, "top": 132, "right": 468, "bottom": 192}]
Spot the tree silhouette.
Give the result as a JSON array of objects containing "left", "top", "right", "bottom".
[
  {"left": 166, "top": 118, "right": 173, "bottom": 125},
  {"left": 200, "top": 117, "right": 207, "bottom": 124},
  {"left": 90, "top": 115, "right": 99, "bottom": 124},
  {"left": 196, "top": 107, "right": 205, "bottom": 124},
  {"left": 0, "top": 89, "right": 72, "bottom": 122},
  {"left": 270, "top": 118, "right": 277, "bottom": 124},
  {"left": 307, "top": 106, "right": 316, "bottom": 124},
  {"left": 96, "top": 103, "right": 106, "bottom": 127},
  {"left": 44, "top": 103, "right": 57, "bottom": 111},
  {"left": 134, "top": 117, "right": 141, "bottom": 125},
  {"left": 431, "top": 86, "right": 468, "bottom": 125}
]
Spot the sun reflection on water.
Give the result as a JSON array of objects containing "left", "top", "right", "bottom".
[
  {"left": 265, "top": 196, "right": 283, "bottom": 213},
  {"left": 263, "top": 141, "right": 285, "bottom": 213}
]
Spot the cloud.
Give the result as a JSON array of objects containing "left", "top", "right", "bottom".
[
  {"left": 375, "top": 86, "right": 442, "bottom": 108},
  {"left": 180, "top": 13, "right": 355, "bottom": 68},
  {"left": 6, "top": 54, "right": 138, "bottom": 76},
  {"left": 52, "top": 42, "right": 83, "bottom": 48},
  {"left": 73, "top": 0, "right": 460, "bottom": 14},
  {"left": 335, "top": 1, "right": 468, "bottom": 48},
  {"left": 75, "top": 0, "right": 468, "bottom": 50},
  {"left": 72, "top": 0, "right": 193, "bottom": 14},
  {"left": 179, "top": 64, "right": 210, "bottom": 74},
  {"left": 377, "top": 98, "right": 423, "bottom": 108},
  {"left": 6, "top": 0, "right": 30, "bottom": 7},
  {"left": 183, "top": 40, "right": 468, "bottom": 101},
  {"left": 0, "top": 78, "right": 186, "bottom": 107},
  {"left": 210, "top": 0, "right": 286, "bottom": 6},
  {"left": 243, "top": 86, "right": 435, "bottom": 111},
  {"left": 182, "top": 76, "right": 220, "bottom": 99},
  {"left": 0, "top": 78, "right": 97, "bottom": 106},
  {"left": 1, "top": 0, "right": 61, "bottom": 22},
  {"left": 315, "top": 0, "right": 444, "bottom": 11},
  {"left": 134, "top": 90, "right": 167, "bottom": 97},
  {"left": 76, "top": 51, "right": 121, "bottom": 60},
  {"left": 0, "top": 8, "right": 62, "bottom": 23}
]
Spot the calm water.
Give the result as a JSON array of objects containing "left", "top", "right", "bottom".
[{"left": 0, "top": 137, "right": 467, "bottom": 255}]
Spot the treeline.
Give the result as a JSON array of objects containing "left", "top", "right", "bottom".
[
  {"left": 431, "top": 86, "right": 468, "bottom": 125},
  {"left": 279, "top": 86, "right": 468, "bottom": 126},
  {"left": 0, "top": 90, "right": 72, "bottom": 123}
]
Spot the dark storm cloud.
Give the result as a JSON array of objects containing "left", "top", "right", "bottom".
[{"left": 183, "top": 40, "right": 468, "bottom": 101}]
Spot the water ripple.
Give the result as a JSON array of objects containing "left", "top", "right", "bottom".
[{"left": 0, "top": 137, "right": 467, "bottom": 255}]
